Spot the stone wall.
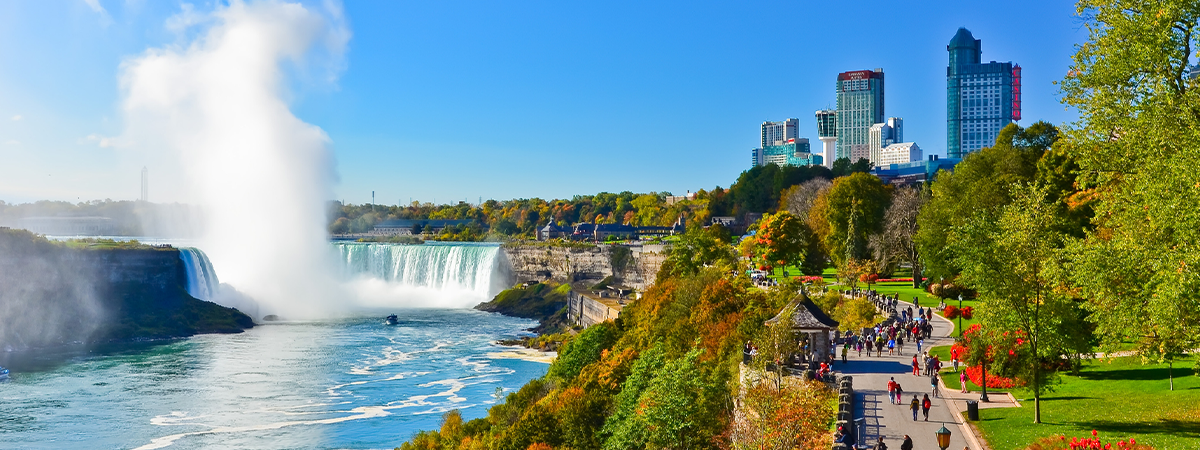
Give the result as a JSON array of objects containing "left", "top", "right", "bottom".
[
  {"left": 567, "top": 290, "right": 623, "bottom": 328},
  {"left": 500, "top": 243, "right": 667, "bottom": 290}
]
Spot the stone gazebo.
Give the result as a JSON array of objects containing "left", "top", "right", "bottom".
[{"left": 764, "top": 296, "right": 840, "bottom": 363}]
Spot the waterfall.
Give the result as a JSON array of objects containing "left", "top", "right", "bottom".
[
  {"left": 332, "top": 242, "right": 506, "bottom": 301},
  {"left": 179, "top": 247, "right": 221, "bottom": 301}
]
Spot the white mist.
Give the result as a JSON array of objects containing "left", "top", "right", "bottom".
[{"left": 121, "top": 1, "right": 350, "bottom": 319}]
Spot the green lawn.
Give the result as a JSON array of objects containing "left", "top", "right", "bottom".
[{"left": 968, "top": 356, "right": 1200, "bottom": 450}]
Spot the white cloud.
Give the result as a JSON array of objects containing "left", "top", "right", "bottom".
[
  {"left": 10, "top": 114, "right": 22, "bottom": 121},
  {"left": 81, "top": 133, "right": 123, "bottom": 148},
  {"left": 3, "top": 140, "right": 19, "bottom": 146},
  {"left": 165, "top": 3, "right": 206, "bottom": 34},
  {"left": 82, "top": 0, "right": 113, "bottom": 26},
  {"left": 83, "top": 0, "right": 105, "bottom": 13}
]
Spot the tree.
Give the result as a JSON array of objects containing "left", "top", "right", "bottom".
[
  {"left": 821, "top": 173, "right": 891, "bottom": 268},
  {"left": 879, "top": 186, "right": 929, "bottom": 287},
  {"left": 753, "top": 212, "right": 810, "bottom": 272},
  {"left": 950, "top": 184, "right": 1082, "bottom": 423},
  {"left": 666, "top": 227, "right": 736, "bottom": 276},
  {"left": 733, "top": 380, "right": 836, "bottom": 450},
  {"left": 1057, "top": 0, "right": 1200, "bottom": 387},
  {"left": 916, "top": 121, "right": 1058, "bottom": 279}
]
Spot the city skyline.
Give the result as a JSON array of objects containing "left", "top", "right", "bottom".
[{"left": 0, "top": 1, "right": 1086, "bottom": 205}]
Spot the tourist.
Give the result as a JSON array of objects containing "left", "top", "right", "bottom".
[
  {"left": 912, "top": 355, "right": 920, "bottom": 376},
  {"left": 900, "top": 435, "right": 914, "bottom": 450},
  {"left": 887, "top": 338, "right": 895, "bottom": 356},
  {"left": 960, "top": 370, "right": 969, "bottom": 393},
  {"left": 894, "top": 382, "right": 903, "bottom": 404},
  {"left": 887, "top": 377, "right": 897, "bottom": 404},
  {"left": 931, "top": 372, "right": 940, "bottom": 398},
  {"left": 896, "top": 335, "right": 904, "bottom": 354},
  {"left": 916, "top": 338, "right": 923, "bottom": 355},
  {"left": 874, "top": 436, "right": 888, "bottom": 450},
  {"left": 909, "top": 395, "right": 920, "bottom": 421},
  {"left": 842, "top": 344, "right": 848, "bottom": 363},
  {"left": 952, "top": 355, "right": 959, "bottom": 373},
  {"left": 922, "top": 394, "right": 932, "bottom": 421},
  {"left": 835, "top": 426, "right": 855, "bottom": 447}
]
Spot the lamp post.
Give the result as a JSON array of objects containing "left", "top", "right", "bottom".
[
  {"left": 935, "top": 423, "right": 952, "bottom": 450},
  {"left": 957, "top": 294, "right": 963, "bottom": 337}
]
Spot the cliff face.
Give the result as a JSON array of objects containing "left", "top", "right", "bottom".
[
  {"left": 499, "top": 243, "right": 667, "bottom": 290},
  {"left": 0, "top": 229, "right": 252, "bottom": 351}
]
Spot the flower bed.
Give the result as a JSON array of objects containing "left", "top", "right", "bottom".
[
  {"left": 874, "top": 277, "right": 926, "bottom": 282},
  {"left": 1026, "top": 430, "right": 1154, "bottom": 450}
]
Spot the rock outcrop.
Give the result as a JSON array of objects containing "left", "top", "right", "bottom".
[{"left": 499, "top": 243, "right": 667, "bottom": 290}]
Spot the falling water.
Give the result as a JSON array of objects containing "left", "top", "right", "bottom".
[
  {"left": 178, "top": 247, "right": 220, "bottom": 301},
  {"left": 332, "top": 242, "right": 505, "bottom": 301}
]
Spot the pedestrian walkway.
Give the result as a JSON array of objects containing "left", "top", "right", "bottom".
[{"left": 836, "top": 299, "right": 1016, "bottom": 450}]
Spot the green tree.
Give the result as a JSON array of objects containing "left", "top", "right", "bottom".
[
  {"left": 1057, "top": 0, "right": 1200, "bottom": 388},
  {"left": 821, "top": 173, "right": 890, "bottom": 268},
  {"left": 916, "top": 121, "right": 1057, "bottom": 279},
  {"left": 548, "top": 321, "right": 619, "bottom": 383},
  {"left": 666, "top": 227, "right": 736, "bottom": 277},
  {"left": 950, "top": 184, "right": 1082, "bottom": 423}
]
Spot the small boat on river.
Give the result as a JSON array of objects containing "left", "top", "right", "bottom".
[
  {"left": 384, "top": 314, "right": 399, "bottom": 325},
  {"left": 0, "top": 366, "right": 9, "bottom": 381}
]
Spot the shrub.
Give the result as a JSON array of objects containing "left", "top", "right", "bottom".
[
  {"left": 929, "top": 283, "right": 943, "bottom": 297},
  {"left": 943, "top": 305, "right": 960, "bottom": 319},
  {"left": 960, "top": 306, "right": 974, "bottom": 319}
]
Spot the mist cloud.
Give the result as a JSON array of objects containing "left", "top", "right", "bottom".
[{"left": 120, "top": 0, "right": 350, "bottom": 319}]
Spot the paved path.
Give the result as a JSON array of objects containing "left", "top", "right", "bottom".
[{"left": 838, "top": 299, "right": 990, "bottom": 450}]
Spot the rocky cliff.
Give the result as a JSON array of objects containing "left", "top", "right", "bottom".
[
  {"left": 0, "top": 228, "right": 253, "bottom": 351},
  {"left": 499, "top": 243, "right": 667, "bottom": 290}
]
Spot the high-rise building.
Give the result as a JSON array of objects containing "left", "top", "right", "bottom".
[
  {"left": 815, "top": 109, "right": 837, "bottom": 168},
  {"left": 751, "top": 138, "right": 822, "bottom": 168},
  {"left": 761, "top": 119, "right": 799, "bottom": 147},
  {"left": 947, "top": 27, "right": 1021, "bottom": 158},
  {"left": 868, "top": 117, "right": 904, "bottom": 165},
  {"left": 836, "top": 69, "right": 885, "bottom": 164}
]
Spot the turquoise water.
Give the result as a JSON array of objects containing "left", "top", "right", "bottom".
[{"left": 0, "top": 309, "right": 548, "bottom": 449}]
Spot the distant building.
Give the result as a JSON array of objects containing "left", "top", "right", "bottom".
[
  {"left": 538, "top": 222, "right": 569, "bottom": 241},
  {"left": 374, "top": 219, "right": 473, "bottom": 235},
  {"left": 751, "top": 138, "right": 823, "bottom": 168},
  {"left": 877, "top": 142, "right": 922, "bottom": 167},
  {"left": 871, "top": 155, "right": 960, "bottom": 185},
  {"left": 868, "top": 117, "right": 904, "bottom": 165},
  {"left": 664, "top": 191, "right": 697, "bottom": 205},
  {"left": 761, "top": 119, "right": 800, "bottom": 147},
  {"left": 836, "top": 69, "right": 886, "bottom": 163},
  {"left": 815, "top": 109, "right": 837, "bottom": 168},
  {"left": 947, "top": 27, "right": 1021, "bottom": 158}
]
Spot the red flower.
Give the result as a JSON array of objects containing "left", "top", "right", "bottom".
[{"left": 1092, "top": 430, "right": 1098, "bottom": 437}]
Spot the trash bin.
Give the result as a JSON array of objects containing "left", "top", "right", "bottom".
[{"left": 966, "top": 400, "right": 979, "bottom": 421}]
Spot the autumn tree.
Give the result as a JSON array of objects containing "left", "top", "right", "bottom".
[{"left": 753, "top": 211, "right": 810, "bottom": 272}]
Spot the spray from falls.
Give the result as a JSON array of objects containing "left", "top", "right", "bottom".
[
  {"left": 121, "top": 1, "right": 349, "bottom": 318},
  {"left": 336, "top": 243, "right": 511, "bottom": 309}
]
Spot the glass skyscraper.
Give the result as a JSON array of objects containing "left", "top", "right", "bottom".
[
  {"left": 835, "top": 69, "right": 885, "bottom": 163},
  {"left": 946, "top": 27, "right": 1022, "bottom": 159}
]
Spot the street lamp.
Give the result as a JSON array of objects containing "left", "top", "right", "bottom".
[
  {"left": 957, "top": 294, "right": 963, "bottom": 337},
  {"left": 935, "top": 423, "right": 952, "bottom": 450}
]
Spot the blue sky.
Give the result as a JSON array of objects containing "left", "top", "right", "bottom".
[{"left": 0, "top": 0, "right": 1086, "bottom": 205}]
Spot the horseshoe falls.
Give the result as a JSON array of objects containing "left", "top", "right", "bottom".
[{"left": 333, "top": 242, "right": 510, "bottom": 309}]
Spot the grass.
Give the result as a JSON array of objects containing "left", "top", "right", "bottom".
[{"left": 968, "top": 355, "right": 1200, "bottom": 450}]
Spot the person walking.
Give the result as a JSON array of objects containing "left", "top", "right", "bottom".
[
  {"left": 909, "top": 395, "right": 920, "bottom": 421},
  {"left": 916, "top": 338, "right": 923, "bottom": 355},
  {"left": 960, "top": 370, "right": 969, "bottom": 393},
  {"left": 900, "top": 435, "right": 914, "bottom": 450},
  {"left": 912, "top": 355, "right": 920, "bottom": 376},
  {"left": 874, "top": 436, "right": 888, "bottom": 450},
  {"left": 887, "top": 338, "right": 896, "bottom": 356},
  {"left": 896, "top": 335, "right": 904, "bottom": 354},
  {"left": 922, "top": 394, "right": 932, "bottom": 421},
  {"left": 887, "top": 377, "right": 897, "bottom": 404},
  {"left": 842, "top": 343, "right": 848, "bottom": 363},
  {"left": 894, "top": 382, "right": 903, "bottom": 405},
  {"left": 931, "top": 372, "right": 941, "bottom": 398}
]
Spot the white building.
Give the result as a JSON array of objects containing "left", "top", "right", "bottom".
[
  {"left": 877, "top": 142, "right": 922, "bottom": 167},
  {"left": 761, "top": 119, "right": 799, "bottom": 148},
  {"left": 868, "top": 117, "right": 903, "bottom": 165}
]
